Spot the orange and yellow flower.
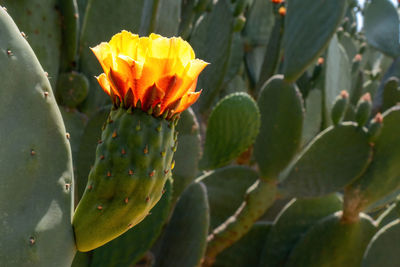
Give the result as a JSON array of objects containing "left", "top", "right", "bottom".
[{"left": 91, "top": 30, "right": 208, "bottom": 116}]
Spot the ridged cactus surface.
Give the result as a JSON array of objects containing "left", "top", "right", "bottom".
[{"left": 73, "top": 107, "right": 176, "bottom": 251}]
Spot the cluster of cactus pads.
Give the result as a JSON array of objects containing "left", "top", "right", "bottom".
[{"left": 1, "top": 0, "right": 400, "bottom": 266}]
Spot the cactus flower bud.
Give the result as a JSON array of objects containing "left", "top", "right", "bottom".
[
  {"left": 368, "top": 113, "right": 383, "bottom": 142},
  {"left": 278, "top": 6, "right": 286, "bottom": 16},
  {"left": 73, "top": 31, "right": 207, "bottom": 252},
  {"left": 355, "top": 93, "right": 372, "bottom": 127},
  {"left": 331, "top": 90, "right": 349, "bottom": 126}
]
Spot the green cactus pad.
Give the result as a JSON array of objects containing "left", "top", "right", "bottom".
[
  {"left": 285, "top": 212, "right": 377, "bottom": 267},
  {"left": 73, "top": 107, "right": 176, "bottom": 252},
  {"left": 59, "top": 0, "right": 79, "bottom": 71},
  {"left": 281, "top": 123, "right": 372, "bottom": 198},
  {"left": 90, "top": 179, "right": 172, "bottom": 267},
  {"left": 172, "top": 108, "right": 201, "bottom": 202},
  {"left": 243, "top": 0, "right": 273, "bottom": 85},
  {"left": 254, "top": 75, "right": 304, "bottom": 180},
  {"left": 325, "top": 35, "right": 351, "bottom": 126},
  {"left": 0, "top": 0, "right": 62, "bottom": 88},
  {"left": 198, "top": 166, "right": 258, "bottom": 230},
  {"left": 154, "top": 182, "right": 210, "bottom": 267},
  {"left": 256, "top": 15, "right": 284, "bottom": 91},
  {"left": 190, "top": 0, "right": 234, "bottom": 114},
  {"left": 362, "top": 219, "right": 400, "bottom": 267},
  {"left": 76, "top": 107, "right": 109, "bottom": 201},
  {"left": 71, "top": 252, "right": 91, "bottom": 267},
  {"left": 282, "top": 0, "right": 347, "bottom": 82},
  {"left": 375, "top": 202, "right": 400, "bottom": 228},
  {"left": 200, "top": 92, "right": 260, "bottom": 170},
  {"left": 56, "top": 72, "right": 89, "bottom": 108},
  {"left": 150, "top": 0, "right": 181, "bottom": 36},
  {"left": 364, "top": 0, "right": 400, "bottom": 58},
  {"left": 258, "top": 195, "right": 342, "bottom": 267},
  {"left": 0, "top": 7, "right": 75, "bottom": 266},
  {"left": 345, "top": 107, "right": 400, "bottom": 211},
  {"left": 382, "top": 77, "right": 400, "bottom": 112},
  {"left": 214, "top": 222, "right": 272, "bottom": 267},
  {"left": 59, "top": 107, "right": 87, "bottom": 164},
  {"left": 302, "top": 89, "right": 322, "bottom": 145}
]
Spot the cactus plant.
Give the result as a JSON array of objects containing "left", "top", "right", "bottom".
[{"left": 2, "top": 0, "right": 400, "bottom": 266}]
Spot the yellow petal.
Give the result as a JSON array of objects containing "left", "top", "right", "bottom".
[
  {"left": 109, "top": 30, "right": 139, "bottom": 58},
  {"left": 91, "top": 43, "right": 114, "bottom": 75}
]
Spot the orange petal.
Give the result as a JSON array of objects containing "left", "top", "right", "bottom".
[
  {"left": 141, "top": 84, "right": 165, "bottom": 110},
  {"left": 96, "top": 73, "right": 111, "bottom": 96},
  {"left": 165, "top": 59, "right": 207, "bottom": 105},
  {"left": 175, "top": 90, "right": 202, "bottom": 113}
]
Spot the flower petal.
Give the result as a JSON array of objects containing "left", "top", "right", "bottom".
[{"left": 175, "top": 90, "right": 202, "bottom": 113}]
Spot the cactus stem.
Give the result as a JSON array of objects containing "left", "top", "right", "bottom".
[
  {"left": 143, "top": 145, "right": 149, "bottom": 154},
  {"left": 202, "top": 180, "right": 276, "bottom": 267}
]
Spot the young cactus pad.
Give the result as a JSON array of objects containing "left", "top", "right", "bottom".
[{"left": 72, "top": 31, "right": 207, "bottom": 251}]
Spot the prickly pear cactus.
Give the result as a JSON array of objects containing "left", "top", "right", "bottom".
[
  {"left": 3, "top": 0, "right": 400, "bottom": 266},
  {"left": 73, "top": 31, "right": 207, "bottom": 251},
  {"left": 73, "top": 107, "right": 176, "bottom": 251},
  {"left": 0, "top": 6, "right": 75, "bottom": 266}
]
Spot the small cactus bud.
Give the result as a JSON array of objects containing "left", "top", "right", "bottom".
[
  {"left": 368, "top": 113, "right": 383, "bottom": 142},
  {"left": 317, "top": 57, "right": 324, "bottom": 65},
  {"left": 353, "top": 54, "right": 362, "bottom": 62},
  {"left": 355, "top": 93, "right": 372, "bottom": 127},
  {"left": 331, "top": 90, "right": 349, "bottom": 126},
  {"left": 233, "top": 15, "right": 246, "bottom": 32},
  {"left": 278, "top": 6, "right": 286, "bottom": 16},
  {"left": 271, "top": 0, "right": 283, "bottom": 3}
]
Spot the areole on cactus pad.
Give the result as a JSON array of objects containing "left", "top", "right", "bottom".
[{"left": 72, "top": 31, "right": 208, "bottom": 252}]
